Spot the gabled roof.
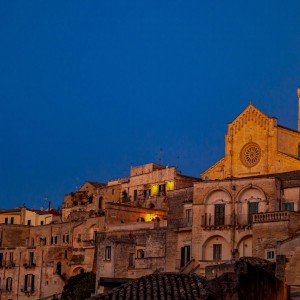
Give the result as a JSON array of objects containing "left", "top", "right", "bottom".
[
  {"left": 85, "top": 181, "right": 106, "bottom": 188},
  {"left": 229, "top": 103, "right": 273, "bottom": 124}
]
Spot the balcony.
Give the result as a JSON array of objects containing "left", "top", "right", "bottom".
[
  {"left": 252, "top": 211, "right": 290, "bottom": 223},
  {"left": 23, "top": 260, "right": 36, "bottom": 268},
  {"left": 201, "top": 214, "right": 253, "bottom": 229},
  {"left": 4, "top": 261, "right": 16, "bottom": 268}
]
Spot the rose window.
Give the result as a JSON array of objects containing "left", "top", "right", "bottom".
[{"left": 240, "top": 143, "right": 261, "bottom": 167}]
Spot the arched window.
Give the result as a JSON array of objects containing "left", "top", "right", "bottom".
[{"left": 6, "top": 277, "right": 12, "bottom": 291}]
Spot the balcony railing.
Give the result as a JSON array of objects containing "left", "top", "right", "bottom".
[
  {"left": 201, "top": 214, "right": 254, "bottom": 229},
  {"left": 252, "top": 211, "right": 290, "bottom": 223},
  {"left": 23, "top": 260, "right": 36, "bottom": 268},
  {"left": 4, "top": 261, "right": 16, "bottom": 268}
]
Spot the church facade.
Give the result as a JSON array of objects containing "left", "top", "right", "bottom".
[
  {"left": 202, "top": 90, "right": 300, "bottom": 180},
  {"left": 181, "top": 88, "right": 300, "bottom": 278}
]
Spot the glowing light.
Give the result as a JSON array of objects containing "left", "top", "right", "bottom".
[{"left": 166, "top": 181, "right": 174, "bottom": 191}]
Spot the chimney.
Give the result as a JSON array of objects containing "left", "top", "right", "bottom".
[{"left": 298, "top": 88, "right": 300, "bottom": 131}]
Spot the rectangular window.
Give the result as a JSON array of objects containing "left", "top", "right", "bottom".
[
  {"left": 134, "top": 190, "right": 138, "bottom": 201},
  {"left": 267, "top": 251, "right": 274, "bottom": 260},
  {"left": 10, "top": 217, "right": 14, "bottom": 224},
  {"left": 24, "top": 274, "right": 35, "bottom": 292},
  {"left": 40, "top": 221, "right": 44, "bottom": 225},
  {"left": 129, "top": 253, "right": 135, "bottom": 267},
  {"left": 144, "top": 189, "right": 151, "bottom": 199},
  {"left": 0, "top": 253, "right": 3, "bottom": 267},
  {"left": 27, "top": 220, "right": 31, "bottom": 226},
  {"left": 213, "top": 244, "right": 222, "bottom": 260},
  {"left": 5, "top": 218, "right": 8, "bottom": 224},
  {"left": 105, "top": 246, "right": 111, "bottom": 260},
  {"left": 51, "top": 236, "right": 57, "bottom": 245},
  {"left": 186, "top": 209, "right": 193, "bottom": 227},
  {"left": 66, "top": 234, "right": 69, "bottom": 243},
  {"left": 29, "top": 252, "right": 34, "bottom": 266},
  {"left": 158, "top": 184, "right": 166, "bottom": 196},
  {"left": 248, "top": 202, "right": 259, "bottom": 224},
  {"left": 9, "top": 252, "right": 14, "bottom": 266},
  {"left": 180, "top": 246, "right": 191, "bottom": 267},
  {"left": 214, "top": 204, "right": 225, "bottom": 226},
  {"left": 283, "top": 202, "right": 294, "bottom": 211}
]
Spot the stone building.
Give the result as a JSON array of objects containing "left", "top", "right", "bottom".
[
  {"left": 0, "top": 207, "right": 58, "bottom": 226},
  {"left": 202, "top": 94, "right": 300, "bottom": 180},
  {"left": 62, "top": 163, "right": 199, "bottom": 222},
  {"left": 95, "top": 221, "right": 167, "bottom": 294},
  {"left": 165, "top": 89, "right": 300, "bottom": 286},
  {"left": 0, "top": 194, "right": 169, "bottom": 299},
  {"left": 2, "top": 89, "right": 300, "bottom": 298}
]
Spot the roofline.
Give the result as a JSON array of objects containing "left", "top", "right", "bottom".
[{"left": 228, "top": 103, "right": 276, "bottom": 125}]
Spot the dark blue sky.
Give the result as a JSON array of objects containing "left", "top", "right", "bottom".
[{"left": 1, "top": 1, "right": 300, "bottom": 209}]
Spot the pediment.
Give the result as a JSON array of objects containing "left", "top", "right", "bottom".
[{"left": 228, "top": 104, "right": 272, "bottom": 135}]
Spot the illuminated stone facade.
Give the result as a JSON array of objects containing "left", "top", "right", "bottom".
[
  {"left": 3, "top": 90, "right": 300, "bottom": 298},
  {"left": 202, "top": 102, "right": 300, "bottom": 180}
]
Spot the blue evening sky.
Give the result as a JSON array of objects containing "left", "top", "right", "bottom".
[{"left": 0, "top": 1, "right": 300, "bottom": 209}]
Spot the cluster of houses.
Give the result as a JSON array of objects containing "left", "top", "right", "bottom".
[{"left": 2, "top": 89, "right": 300, "bottom": 299}]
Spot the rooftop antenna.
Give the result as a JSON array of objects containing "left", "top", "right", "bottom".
[
  {"left": 44, "top": 197, "right": 51, "bottom": 211},
  {"left": 156, "top": 148, "right": 164, "bottom": 165}
]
